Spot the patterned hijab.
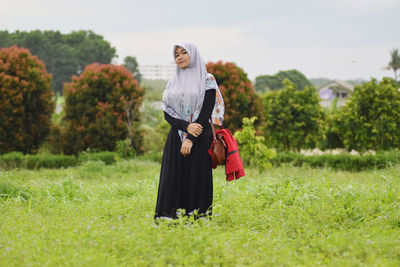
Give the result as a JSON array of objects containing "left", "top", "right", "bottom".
[{"left": 162, "top": 42, "right": 224, "bottom": 142}]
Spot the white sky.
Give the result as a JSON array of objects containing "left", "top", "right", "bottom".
[{"left": 1, "top": 0, "right": 399, "bottom": 80}]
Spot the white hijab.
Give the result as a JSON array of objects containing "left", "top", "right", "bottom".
[{"left": 162, "top": 42, "right": 207, "bottom": 123}]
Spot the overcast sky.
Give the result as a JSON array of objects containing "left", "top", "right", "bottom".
[{"left": 1, "top": 0, "right": 399, "bottom": 80}]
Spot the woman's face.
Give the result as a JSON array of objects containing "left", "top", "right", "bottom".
[{"left": 175, "top": 46, "right": 190, "bottom": 69}]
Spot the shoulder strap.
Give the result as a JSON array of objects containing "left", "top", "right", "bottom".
[{"left": 210, "top": 116, "right": 216, "bottom": 141}]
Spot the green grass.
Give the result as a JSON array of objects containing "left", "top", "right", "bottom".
[{"left": 1, "top": 160, "right": 400, "bottom": 266}]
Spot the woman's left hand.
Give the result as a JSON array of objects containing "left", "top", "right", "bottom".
[{"left": 180, "top": 140, "right": 193, "bottom": 156}]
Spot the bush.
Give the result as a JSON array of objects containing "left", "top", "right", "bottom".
[
  {"left": 0, "top": 151, "right": 117, "bottom": 169},
  {"left": 272, "top": 151, "right": 400, "bottom": 171},
  {"left": 0, "top": 152, "right": 77, "bottom": 169},
  {"left": 320, "top": 110, "right": 345, "bottom": 150},
  {"left": 62, "top": 63, "right": 144, "bottom": 155},
  {"left": 0, "top": 45, "right": 55, "bottom": 154},
  {"left": 78, "top": 151, "right": 117, "bottom": 165},
  {"left": 263, "top": 79, "right": 324, "bottom": 151},
  {"left": 206, "top": 61, "right": 263, "bottom": 132},
  {"left": 338, "top": 78, "right": 400, "bottom": 151},
  {"left": 116, "top": 139, "right": 136, "bottom": 159},
  {"left": 234, "top": 117, "right": 276, "bottom": 172}
]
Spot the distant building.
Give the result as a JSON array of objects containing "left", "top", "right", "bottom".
[
  {"left": 139, "top": 64, "right": 176, "bottom": 80},
  {"left": 318, "top": 80, "right": 354, "bottom": 107}
]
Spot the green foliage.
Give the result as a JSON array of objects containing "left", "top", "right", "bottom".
[
  {"left": 234, "top": 117, "right": 276, "bottom": 172},
  {"left": 123, "top": 56, "right": 142, "bottom": 83},
  {"left": 206, "top": 61, "right": 263, "bottom": 132},
  {"left": 0, "top": 151, "right": 118, "bottom": 169},
  {"left": 0, "top": 30, "right": 117, "bottom": 94},
  {"left": 319, "top": 99, "right": 345, "bottom": 150},
  {"left": 1, "top": 161, "right": 400, "bottom": 265},
  {"left": 263, "top": 79, "right": 324, "bottom": 151},
  {"left": 255, "top": 69, "right": 312, "bottom": 92},
  {"left": 0, "top": 45, "right": 55, "bottom": 154},
  {"left": 62, "top": 63, "right": 144, "bottom": 155},
  {"left": 141, "top": 101, "right": 169, "bottom": 154},
  {"left": 388, "top": 48, "right": 400, "bottom": 81},
  {"left": 320, "top": 111, "right": 345, "bottom": 150},
  {"left": 0, "top": 152, "right": 77, "bottom": 169},
  {"left": 116, "top": 139, "right": 137, "bottom": 159},
  {"left": 0, "top": 181, "right": 31, "bottom": 200},
  {"left": 77, "top": 151, "right": 117, "bottom": 165},
  {"left": 338, "top": 78, "right": 400, "bottom": 151},
  {"left": 273, "top": 151, "right": 400, "bottom": 171},
  {"left": 141, "top": 79, "right": 166, "bottom": 102}
]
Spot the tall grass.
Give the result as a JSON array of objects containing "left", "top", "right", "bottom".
[{"left": 1, "top": 160, "right": 399, "bottom": 266}]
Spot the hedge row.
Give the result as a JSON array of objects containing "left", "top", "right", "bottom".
[
  {"left": 1, "top": 151, "right": 399, "bottom": 171},
  {"left": 272, "top": 151, "right": 400, "bottom": 171},
  {"left": 0, "top": 151, "right": 118, "bottom": 170}
]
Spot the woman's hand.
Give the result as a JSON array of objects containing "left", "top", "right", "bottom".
[
  {"left": 187, "top": 123, "right": 202, "bottom": 137},
  {"left": 180, "top": 139, "right": 193, "bottom": 156}
]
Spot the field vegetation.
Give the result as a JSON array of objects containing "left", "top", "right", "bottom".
[{"left": 1, "top": 159, "right": 399, "bottom": 266}]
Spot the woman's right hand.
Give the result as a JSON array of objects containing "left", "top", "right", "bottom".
[{"left": 187, "top": 123, "right": 203, "bottom": 137}]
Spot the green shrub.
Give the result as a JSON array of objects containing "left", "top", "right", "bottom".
[
  {"left": 263, "top": 79, "right": 324, "bottom": 151},
  {"left": 116, "top": 139, "right": 137, "bottom": 159},
  {"left": 272, "top": 151, "right": 400, "bottom": 171},
  {"left": 234, "top": 117, "right": 276, "bottom": 172},
  {"left": 0, "top": 45, "right": 55, "bottom": 154},
  {"left": 338, "top": 78, "right": 400, "bottom": 151},
  {"left": 62, "top": 63, "right": 144, "bottom": 155},
  {"left": 0, "top": 151, "right": 117, "bottom": 169},
  {"left": 137, "top": 151, "right": 163, "bottom": 162},
  {"left": 0, "top": 152, "right": 77, "bottom": 169},
  {"left": 78, "top": 151, "right": 117, "bottom": 165}
]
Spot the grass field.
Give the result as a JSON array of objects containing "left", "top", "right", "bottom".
[{"left": 1, "top": 160, "right": 399, "bottom": 266}]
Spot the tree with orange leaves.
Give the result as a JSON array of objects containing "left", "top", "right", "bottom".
[
  {"left": 62, "top": 63, "right": 144, "bottom": 155},
  {"left": 0, "top": 45, "right": 54, "bottom": 154},
  {"left": 206, "top": 61, "right": 263, "bottom": 132}
]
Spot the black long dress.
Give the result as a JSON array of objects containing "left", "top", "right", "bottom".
[{"left": 155, "top": 89, "right": 216, "bottom": 219}]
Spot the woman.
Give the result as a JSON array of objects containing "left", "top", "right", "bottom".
[{"left": 154, "top": 42, "right": 224, "bottom": 219}]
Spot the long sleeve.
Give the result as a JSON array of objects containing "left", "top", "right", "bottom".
[
  {"left": 187, "top": 89, "right": 216, "bottom": 142},
  {"left": 164, "top": 112, "right": 190, "bottom": 132}
]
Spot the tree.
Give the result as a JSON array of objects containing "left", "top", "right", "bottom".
[
  {"left": 62, "top": 63, "right": 144, "bottom": 155},
  {"left": 338, "top": 78, "right": 400, "bottom": 151},
  {"left": 263, "top": 79, "right": 324, "bottom": 150},
  {"left": 123, "top": 56, "right": 142, "bottom": 83},
  {"left": 0, "top": 30, "right": 117, "bottom": 94},
  {"left": 0, "top": 45, "right": 55, "bottom": 153},
  {"left": 255, "top": 69, "right": 312, "bottom": 92},
  {"left": 387, "top": 48, "right": 400, "bottom": 82},
  {"left": 206, "top": 61, "right": 263, "bottom": 132}
]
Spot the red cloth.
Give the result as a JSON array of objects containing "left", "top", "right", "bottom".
[{"left": 208, "top": 128, "right": 245, "bottom": 181}]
